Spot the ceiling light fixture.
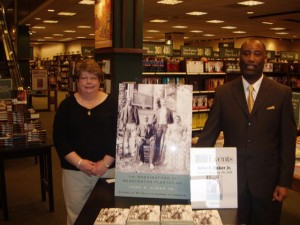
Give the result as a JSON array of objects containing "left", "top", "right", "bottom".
[
  {"left": 77, "top": 25, "right": 92, "bottom": 28},
  {"left": 206, "top": 20, "right": 224, "bottom": 23},
  {"left": 150, "top": 19, "right": 168, "bottom": 23},
  {"left": 203, "top": 34, "right": 215, "bottom": 36},
  {"left": 79, "top": 0, "right": 95, "bottom": 5},
  {"left": 276, "top": 32, "right": 289, "bottom": 35},
  {"left": 270, "top": 27, "right": 286, "bottom": 30},
  {"left": 47, "top": 9, "right": 55, "bottom": 12},
  {"left": 32, "top": 26, "right": 46, "bottom": 29},
  {"left": 146, "top": 30, "right": 160, "bottom": 33},
  {"left": 190, "top": 30, "right": 203, "bottom": 33},
  {"left": 262, "top": 21, "right": 273, "bottom": 25},
  {"left": 64, "top": 30, "right": 76, "bottom": 33},
  {"left": 58, "top": 12, "right": 76, "bottom": 16},
  {"left": 186, "top": 11, "right": 207, "bottom": 16},
  {"left": 53, "top": 34, "right": 63, "bottom": 36},
  {"left": 233, "top": 31, "right": 247, "bottom": 33},
  {"left": 237, "top": 1, "right": 265, "bottom": 6},
  {"left": 43, "top": 20, "right": 58, "bottom": 23},
  {"left": 221, "top": 26, "right": 237, "bottom": 29},
  {"left": 157, "top": 0, "right": 183, "bottom": 5},
  {"left": 172, "top": 25, "right": 187, "bottom": 28}
]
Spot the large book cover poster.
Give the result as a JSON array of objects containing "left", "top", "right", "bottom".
[{"left": 115, "top": 83, "right": 193, "bottom": 199}]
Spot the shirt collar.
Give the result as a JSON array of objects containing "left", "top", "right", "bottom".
[{"left": 242, "top": 75, "right": 263, "bottom": 93}]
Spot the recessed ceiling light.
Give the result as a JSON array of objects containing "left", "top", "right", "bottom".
[
  {"left": 157, "top": 0, "right": 183, "bottom": 5},
  {"left": 64, "top": 30, "right": 76, "bottom": 33},
  {"left": 44, "top": 37, "right": 54, "bottom": 39},
  {"left": 79, "top": 0, "right": 95, "bottom": 5},
  {"left": 270, "top": 27, "right": 286, "bottom": 30},
  {"left": 206, "top": 20, "right": 224, "bottom": 23},
  {"left": 262, "top": 21, "right": 273, "bottom": 25},
  {"left": 48, "top": 9, "right": 55, "bottom": 12},
  {"left": 150, "top": 19, "right": 168, "bottom": 23},
  {"left": 247, "top": 11, "right": 254, "bottom": 14},
  {"left": 58, "top": 12, "right": 76, "bottom": 16},
  {"left": 233, "top": 31, "right": 247, "bottom": 33},
  {"left": 276, "top": 32, "right": 289, "bottom": 35},
  {"left": 186, "top": 11, "right": 207, "bottom": 16},
  {"left": 172, "top": 25, "right": 187, "bottom": 28},
  {"left": 25, "top": 24, "right": 31, "bottom": 26},
  {"left": 89, "top": 33, "right": 95, "bottom": 36},
  {"left": 77, "top": 25, "right": 91, "bottom": 29},
  {"left": 37, "top": 39, "right": 45, "bottom": 41},
  {"left": 184, "top": 37, "right": 189, "bottom": 39},
  {"left": 53, "top": 34, "right": 63, "bottom": 36},
  {"left": 43, "top": 20, "right": 58, "bottom": 24},
  {"left": 32, "top": 26, "right": 46, "bottom": 29},
  {"left": 146, "top": 30, "right": 160, "bottom": 33},
  {"left": 190, "top": 30, "right": 203, "bottom": 33},
  {"left": 34, "top": 18, "right": 41, "bottom": 20},
  {"left": 221, "top": 26, "right": 237, "bottom": 29},
  {"left": 237, "top": 1, "right": 265, "bottom": 6},
  {"left": 203, "top": 34, "right": 215, "bottom": 36}
]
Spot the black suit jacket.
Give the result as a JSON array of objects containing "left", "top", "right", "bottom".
[{"left": 197, "top": 76, "right": 296, "bottom": 198}]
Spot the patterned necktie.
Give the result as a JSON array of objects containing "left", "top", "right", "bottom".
[{"left": 248, "top": 85, "right": 254, "bottom": 113}]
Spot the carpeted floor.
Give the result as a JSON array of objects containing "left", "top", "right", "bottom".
[{"left": 0, "top": 111, "right": 300, "bottom": 225}]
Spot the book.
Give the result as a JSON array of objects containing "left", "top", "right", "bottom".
[
  {"left": 193, "top": 210, "right": 223, "bottom": 225},
  {"left": 160, "top": 204, "right": 193, "bottom": 225},
  {"left": 126, "top": 205, "right": 160, "bottom": 225},
  {"left": 93, "top": 208, "right": 129, "bottom": 225},
  {"left": 115, "top": 84, "right": 192, "bottom": 200}
]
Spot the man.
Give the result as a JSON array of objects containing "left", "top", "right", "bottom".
[
  {"left": 120, "top": 96, "right": 139, "bottom": 158},
  {"left": 136, "top": 115, "right": 156, "bottom": 169},
  {"left": 152, "top": 98, "right": 174, "bottom": 165},
  {"left": 197, "top": 38, "right": 296, "bottom": 225}
]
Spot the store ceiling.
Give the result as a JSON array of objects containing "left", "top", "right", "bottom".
[{"left": 7, "top": 0, "right": 300, "bottom": 44}]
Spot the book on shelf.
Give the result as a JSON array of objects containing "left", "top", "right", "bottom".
[
  {"left": 93, "top": 208, "right": 129, "bottom": 225},
  {"left": 126, "top": 205, "right": 160, "bottom": 225},
  {"left": 205, "top": 79, "right": 224, "bottom": 91},
  {"left": 192, "top": 95, "right": 208, "bottom": 110},
  {"left": 193, "top": 210, "right": 223, "bottom": 225},
  {"left": 205, "top": 61, "right": 224, "bottom": 73},
  {"left": 160, "top": 204, "right": 194, "bottom": 225},
  {"left": 197, "top": 113, "right": 208, "bottom": 129},
  {"left": 186, "top": 60, "right": 204, "bottom": 73}
]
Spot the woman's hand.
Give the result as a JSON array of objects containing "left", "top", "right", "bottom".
[
  {"left": 90, "top": 160, "right": 108, "bottom": 177},
  {"left": 77, "top": 159, "right": 96, "bottom": 176}
]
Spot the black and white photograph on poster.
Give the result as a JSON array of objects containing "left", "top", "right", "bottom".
[{"left": 116, "top": 83, "right": 193, "bottom": 175}]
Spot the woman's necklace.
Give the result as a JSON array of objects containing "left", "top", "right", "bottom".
[{"left": 77, "top": 93, "right": 100, "bottom": 116}]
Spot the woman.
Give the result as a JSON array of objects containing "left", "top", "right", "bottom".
[{"left": 53, "top": 59, "right": 118, "bottom": 225}]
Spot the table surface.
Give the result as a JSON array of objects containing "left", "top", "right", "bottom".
[{"left": 74, "top": 179, "right": 239, "bottom": 225}]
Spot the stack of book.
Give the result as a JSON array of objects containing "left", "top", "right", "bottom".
[
  {"left": 93, "top": 205, "right": 224, "bottom": 225},
  {"left": 126, "top": 205, "right": 160, "bottom": 225},
  {"left": 160, "top": 205, "right": 193, "bottom": 225}
]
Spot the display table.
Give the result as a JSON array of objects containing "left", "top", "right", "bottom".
[
  {"left": 0, "top": 143, "right": 54, "bottom": 220},
  {"left": 74, "top": 179, "right": 239, "bottom": 225}
]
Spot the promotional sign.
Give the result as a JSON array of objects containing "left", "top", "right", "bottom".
[
  {"left": 31, "top": 69, "right": 48, "bottom": 90},
  {"left": 115, "top": 83, "right": 193, "bottom": 199},
  {"left": 190, "top": 147, "right": 237, "bottom": 209}
]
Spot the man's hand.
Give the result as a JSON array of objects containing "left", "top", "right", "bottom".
[{"left": 272, "top": 186, "right": 289, "bottom": 202}]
